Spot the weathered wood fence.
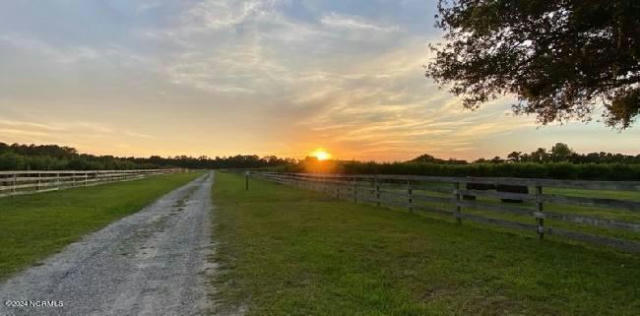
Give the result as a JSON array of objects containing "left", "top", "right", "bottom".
[
  {"left": 254, "top": 172, "right": 640, "bottom": 253},
  {"left": 0, "top": 169, "right": 179, "bottom": 198}
]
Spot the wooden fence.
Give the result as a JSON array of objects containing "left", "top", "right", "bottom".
[
  {"left": 0, "top": 169, "right": 179, "bottom": 198},
  {"left": 253, "top": 172, "right": 640, "bottom": 253}
]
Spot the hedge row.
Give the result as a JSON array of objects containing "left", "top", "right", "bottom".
[{"left": 0, "top": 152, "right": 147, "bottom": 171}]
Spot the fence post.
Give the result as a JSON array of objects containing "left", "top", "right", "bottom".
[
  {"left": 407, "top": 179, "right": 413, "bottom": 213},
  {"left": 353, "top": 178, "right": 357, "bottom": 203},
  {"left": 325, "top": 176, "right": 329, "bottom": 194},
  {"left": 535, "top": 185, "right": 545, "bottom": 240},
  {"left": 375, "top": 177, "right": 381, "bottom": 207},
  {"left": 369, "top": 177, "right": 374, "bottom": 204},
  {"left": 453, "top": 182, "right": 462, "bottom": 224},
  {"left": 36, "top": 173, "right": 41, "bottom": 191},
  {"left": 245, "top": 171, "right": 250, "bottom": 191},
  {"left": 12, "top": 173, "right": 17, "bottom": 195}
]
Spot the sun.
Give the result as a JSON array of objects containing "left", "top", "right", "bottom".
[{"left": 310, "top": 148, "right": 332, "bottom": 161}]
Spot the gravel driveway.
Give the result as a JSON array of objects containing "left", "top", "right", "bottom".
[{"left": 0, "top": 172, "right": 215, "bottom": 316}]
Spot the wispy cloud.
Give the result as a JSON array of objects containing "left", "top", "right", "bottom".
[
  {"left": 0, "top": 119, "right": 65, "bottom": 132},
  {"left": 320, "top": 12, "right": 400, "bottom": 33},
  {"left": 123, "top": 131, "right": 155, "bottom": 139},
  {"left": 185, "top": 0, "right": 282, "bottom": 31},
  {"left": 0, "top": 128, "right": 50, "bottom": 137},
  {"left": 0, "top": 118, "right": 156, "bottom": 143},
  {"left": 0, "top": 33, "right": 150, "bottom": 66}
]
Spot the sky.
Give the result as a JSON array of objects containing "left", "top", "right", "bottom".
[{"left": 0, "top": 0, "right": 638, "bottom": 161}]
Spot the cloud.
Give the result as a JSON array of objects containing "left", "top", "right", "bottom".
[
  {"left": 320, "top": 12, "right": 400, "bottom": 33},
  {"left": 184, "top": 0, "right": 283, "bottom": 31},
  {"left": 136, "top": 1, "right": 163, "bottom": 13},
  {"left": 0, "top": 119, "right": 65, "bottom": 132},
  {"left": 0, "top": 128, "right": 49, "bottom": 137},
  {"left": 123, "top": 131, "right": 155, "bottom": 139},
  {"left": 0, "top": 33, "right": 150, "bottom": 66},
  {"left": 0, "top": 118, "right": 155, "bottom": 141}
]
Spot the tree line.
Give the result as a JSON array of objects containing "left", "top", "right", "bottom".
[
  {"left": 471, "top": 143, "right": 640, "bottom": 164},
  {"left": 0, "top": 142, "right": 293, "bottom": 171},
  {"left": 2, "top": 142, "right": 639, "bottom": 180},
  {"left": 281, "top": 143, "right": 640, "bottom": 181}
]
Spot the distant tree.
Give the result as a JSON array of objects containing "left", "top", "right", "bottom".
[
  {"left": 409, "top": 154, "right": 468, "bottom": 164},
  {"left": 426, "top": 0, "right": 640, "bottom": 128},
  {"left": 507, "top": 151, "right": 522, "bottom": 163},
  {"left": 530, "top": 148, "right": 549, "bottom": 163},
  {"left": 410, "top": 154, "right": 442, "bottom": 163},
  {"left": 550, "top": 142, "right": 573, "bottom": 162}
]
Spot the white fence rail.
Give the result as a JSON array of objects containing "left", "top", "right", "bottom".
[
  {"left": 0, "top": 169, "right": 179, "bottom": 198},
  {"left": 253, "top": 172, "right": 640, "bottom": 253}
]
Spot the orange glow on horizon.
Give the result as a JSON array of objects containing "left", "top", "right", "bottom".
[{"left": 309, "top": 148, "right": 332, "bottom": 161}]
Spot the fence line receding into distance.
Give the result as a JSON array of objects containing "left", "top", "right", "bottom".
[
  {"left": 253, "top": 172, "right": 640, "bottom": 253},
  {"left": 0, "top": 169, "right": 181, "bottom": 198}
]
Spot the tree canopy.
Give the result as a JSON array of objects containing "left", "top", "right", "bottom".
[{"left": 426, "top": 0, "right": 640, "bottom": 128}]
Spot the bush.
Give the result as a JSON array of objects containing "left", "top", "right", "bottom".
[{"left": 0, "top": 152, "right": 25, "bottom": 170}]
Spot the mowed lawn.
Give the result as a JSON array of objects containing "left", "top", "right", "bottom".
[
  {"left": 0, "top": 171, "right": 202, "bottom": 280},
  {"left": 211, "top": 172, "right": 640, "bottom": 315}
]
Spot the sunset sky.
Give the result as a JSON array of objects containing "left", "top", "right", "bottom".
[{"left": 1, "top": 0, "right": 638, "bottom": 161}]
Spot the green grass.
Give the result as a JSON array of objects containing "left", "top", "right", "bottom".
[
  {"left": 0, "top": 171, "right": 202, "bottom": 280},
  {"left": 211, "top": 172, "right": 640, "bottom": 315}
]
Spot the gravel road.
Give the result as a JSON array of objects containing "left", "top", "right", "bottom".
[{"left": 0, "top": 172, "right": 216, "bottom": 316}]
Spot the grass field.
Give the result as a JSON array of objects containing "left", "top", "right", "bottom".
[
  {"left": 211, "top": 172, "right": 640, "bottom": 315},
  {"left": 0, "top": 171, "right": 202, "bottom": 280}
]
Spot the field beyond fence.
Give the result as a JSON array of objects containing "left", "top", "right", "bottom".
[
  {"left": 254, "top": 172, "right": 640, "bottom": 253},
  {"left": 0, "top": 169, "right": 182, "bottom": 198}
]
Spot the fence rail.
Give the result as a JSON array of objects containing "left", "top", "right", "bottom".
[
  {"left": 0, "top": 169, "right": 180, "bottom": 198},
  {"left": 253, "top": 172, "right": 640, "bottom": 253}
]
